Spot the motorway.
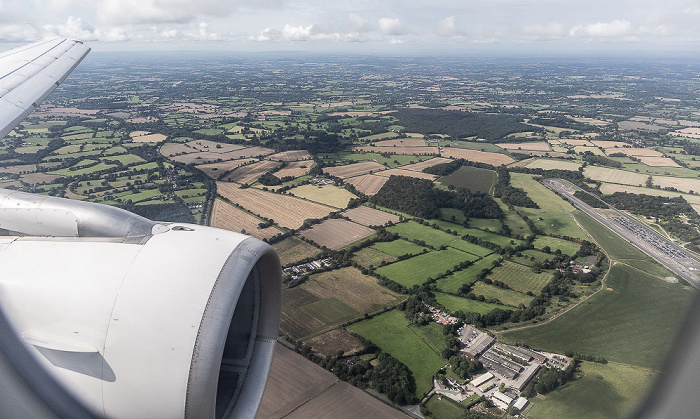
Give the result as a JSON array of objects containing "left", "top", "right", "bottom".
[{"left": 543, "top": 178, "right": 700, "bottom": 289}]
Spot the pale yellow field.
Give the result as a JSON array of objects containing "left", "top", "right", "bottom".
[
  {"left": 323, "top": 161, "right": 387, "bottom": 179},
  {"left": 496, "top": 141, "right": 551, "bottom": 151},
  {"left": 223, "top": 160, "right": 282, "bottom": 185},
  {"left": 343, "top": 206, "right": 401, "bottom": 226},
  {"left": 400, "top": 157, "right": 453, "bottom": 172},
  {"left": 637, "top": 156, "right": 681, "bottom": 167},
  {"left": 604, "top": 147, "right": 663, "bottom": 157},
  {"left": 274, "top": 160, "right": 312, "bottom": 179},
  {"left": 574, "top": 146, "right": 605, "bottom": 156},
  {"left": 375, "top": 168, "right": 437, "bottom": 180},
  {"left": 129, "top": 130, "right": 150, "bottom": 137},
  {"left": 372, "top": 138, "right": 427, "bottom": 147},
  {"left": 654, "top": 176, "right": 700, "bottom": 194},
  {"left": 441, "top": 148, "right": 515, "bottom": 166},
  {"left": 195, "top": 158, "right": 257, "bottom": 179},
  {"left": 185, "top": 140, "right": 247, "bottom": 153},
  {"left": 559, "top": 139, "right": 593, "bottom": 146},
  {"left": 287, "top": 184, "right": 357, "bottom": 208},
  {"left": 591, "top": 140, "right": 630, "bottom": 148},
  {"left": 217, "top": 182, "right": 334, "bottom": 229},
  {"left": 525, "top": 158, "right": 582, "bottom": 171},
  {"left": 584, "top": 166, "right": 649, "bottom": 186},
  {"left": 266, "top": 150, "right": 312, "bottom": 161},
  {"left": 299, "top": 219, "right": 374, "bottom": 249},
  {"left": 210, "top": 198, "right": 280, "bottom": 240},
  {"left": 131, "top": 133, "right": 167, "bottom": 143},
  {"left": 344, "top": 174, "right": 389, "bottom": 196},
  {"left": 351, "top": 146, "right": 439, "bottom": 156}
]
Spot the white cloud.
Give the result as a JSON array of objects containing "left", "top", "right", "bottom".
[
  {"left": 282, "top": 24, "right": 314, "bottom": 41},
  {"left": 45, "top": 16, "right": 99, "bottom": 41},
  {"left": 569, "top": 19, "right": 633, "bottom": 38},
  {"left": 436, "top": 16, "right": 463, "bottom": 37},
  {"left": 347, "top": 13, "right": 369, "bottom": 33},
  {"left": 522, "top": 23, "right": 565, "bottom": 39},
  {"left": 252, "top": 28, "right": 280, "bottom": 42},
  {"left": 378, "top": 17, "right": 404, "bottom": 36}
]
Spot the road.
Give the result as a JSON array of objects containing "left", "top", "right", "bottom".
[{"left": 542, "top": 178, "right": 700, "bottom": 289}]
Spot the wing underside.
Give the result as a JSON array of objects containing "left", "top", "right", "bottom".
[{"left": 0, "top": 37, "right": 90, "bottom": 139}]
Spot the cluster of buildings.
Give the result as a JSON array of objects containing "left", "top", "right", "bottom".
[
  {"left": 282, "top": 257, "right": 333, "bottom": 279},
  {"left": 425, "top": 304, "right": 460, "bottom": 325},
  {"left": 311, "top": 177, "right": 335, "bottom": 186}
]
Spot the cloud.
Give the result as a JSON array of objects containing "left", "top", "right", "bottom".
[
  {"left": 378, "top": 17, "right": 404, "bottom": 36},
  {"left": 569, "top": 19, "right": 633, "bottom": 38},
  {"left": 347, "top": 13, "right": 369, "bottom": 33},
  {"left": 252, "top": 28, "right": 280, "bottom": 42},
  {"left": 436, "top": 16, "right": 463, "bottom": 37},
  {"left": 45, "top": 16, "right": 99, "bottom": 41},
  {"left": 521, "top": 22, "right": 565, "bottom": 40}
]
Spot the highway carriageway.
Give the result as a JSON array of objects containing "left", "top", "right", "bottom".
[{"left": 542, "top": 178, "right": 700, "bottom": 289}]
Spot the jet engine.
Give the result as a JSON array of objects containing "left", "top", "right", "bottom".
[{"left": 0, "top": 189, "right": 282, "bottom": 418}]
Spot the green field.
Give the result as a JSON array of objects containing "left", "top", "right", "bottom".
[
  {"left": 436, "top": 254, "right": 501, "bottom": 294},
  {"left": 347, "top": 310, "right": 446, "bottom": 397},
  {"left": 376, "top": 248, "right": 478, "bottom": 288},
  {"left": 471, "top": 281, "right": 534, "bottom": 308},
  {"left": 527, "top": 361, "right": 656, "bottom": 419},
  {"left": 320, "top": 151, "right": 432, "bottom": 168},
  {"left": 532, "top": 236, "right": 580, "bottom": 255},
  {"left": 494, "top": 197, "right": 532, "bottom": 238},
  {"left": 424, "top": 394, "right": 472, "bottom": 419},
  {"left": 387, "top": 221, "right": 492, "bottom": 256},
  {"left": 511, "top": 249, "right": 553, "bottom": 267},
  {"left": 434, "top": 292, "right": 510, "bottom": 315},
  {"left": 352, "top": 247, "right": 397, "bottom": 269},
  {"left": 509, "top": 173, "right": 587, "bottom": 239},
  {"left": 427, "top": 218, "right": 524, "bottom": 248},
  {"left": 438, "top": 166, "right": 496, "bottom": 194},
  {"left": 371, "top": 239, "right": 427, "bottom": 257},
  {"left": 488, "top": 261, "right": 552, "bottom": 294},
  {"left": 467, "top": 217, "right": 504, "bottom": 232},
  {"left": 501, "top": 264, "right": 695, "bottom": 369},
  {"left": 573, "top": 211, "right": 649, "bottom": 262}
]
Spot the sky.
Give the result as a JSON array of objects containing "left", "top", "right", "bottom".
[{"left": 1, "top": 0, "right": 699, "bottom": 54}]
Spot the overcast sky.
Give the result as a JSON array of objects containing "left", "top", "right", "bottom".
[{"left": 1, "top": 0, "right": 699, "bottom": 54}]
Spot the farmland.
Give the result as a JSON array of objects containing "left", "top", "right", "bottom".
[
  {"left": 323, "top": 161, "right": 386, "bottom": 179},
  {"left": 371, "top": 239, "right": 427, "bottom": 257},
  {"left": 386, "top": 220, "right": 493, "bottom": 257},
  {"left": 488, "top": 261, "right": 552, "bottom": 294},
  {"left": 471, "top": 281, "right": 534, "bottom": 308},
  {"left": 299, "top": 219, "right": 374, "bottom": 249},
  {"left": 217, "top": 182, "right": 334, "bottom": 229},
  {"left": 440, "top": 148, "right": 515, "bottom": 166},
  {"left": 210, "top": 198, "right": 281, "bottom": 240},
  {"left": 352, "top": 247, "right": 397, "bottom": 269},
  {"left": 438, "top": 166, "right": 496, "bottom": 193},
  {"left": 436, "top": 254, "right": 501, "bottom": 293},
  {"left": 343, "top": 205, "right": 401, "bottom": 226},
  {"left": 343, "top": 174, "right": 389, "bottom": 195},
  {"left": 287, "top": 184, "right": 357, "bottom": 208},
  {"left": 434, "top": 292, "right": 510, "bottom": 315},
  {"left": 348, "top": 310, "right": 446, "bottom": 397},
  {"left": 375, "top": 248, "right": 478, "bottom": 288},
  {"left": 272, "top": 236, "right": 320, "bottom": 267}
]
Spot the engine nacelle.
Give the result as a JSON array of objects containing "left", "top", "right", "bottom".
[{"left": 0, "top": 189, "right": 282, "bottom": 418}]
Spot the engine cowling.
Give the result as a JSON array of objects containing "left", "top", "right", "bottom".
[{"left": 0, "top": 189, "right": 282, "bottom": 418}]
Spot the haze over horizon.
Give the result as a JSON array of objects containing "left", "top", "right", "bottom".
[{"left": 1, "top": 0, "right": 699, "bottom": 55}]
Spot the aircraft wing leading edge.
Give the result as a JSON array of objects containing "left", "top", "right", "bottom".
[{"left": 0, "top": 37, "right": 90, "bottom": 139}]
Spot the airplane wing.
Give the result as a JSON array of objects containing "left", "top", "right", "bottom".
[
  {"left": 0, "top": 37, "right": 90, "bottom": 139},
  {"left": 0, "top": 37, "right": 281, "bottom": 418}
]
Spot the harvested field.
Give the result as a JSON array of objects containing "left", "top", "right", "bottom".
[
  {"left": 222, "top": 160, "right": 282, "bottom": 185},
  {"left": 185, "top": 139, "right": 246, "bottom": 153},
  {"left": 372, "top": 138, "right": 427, "bottom": 147},
  {"left": 209, "top": 198, "right": 280, "bottom": 240},
  {"left": 525, "top": 158, "right": 581, "bottom": 171},
  {"left": 344, "top": 174, "right": 388, "bottom": 195},
  {"left": 287, "top": 184, "right": 357, "bottom": 208},
  {"left": 217, "top": 182, "right": 334, "bottom": 229},
  {"left": 131, "top": 133, "right": 167, "bottom": 143},
  {"left": 604, "top": 147, "right": 663, "bottom": 157},
  {"left": 653, "top": 176, "right": 700, "bottom": 194},
  {"left": 584, "top": 166, "right": 649, "bottom": 186},
  {"left": 266, "top": 150, "right": 312, "bottom": 161},
  {"left": 441, "top": 148, "right": 515, "bottom": 166},
  {"left": 273, "top": 160, "right": 312, "bottom": 178},
  {"left": 670, "top": 127, "right": 700, "bottom": 139},
  {"left": 637, "top": 156, "right": 681, "bottom": 167},
  {"left": 496, "top": 141, "right": 551, "bottom": 151},
  {"left": 272, "top": 236, "right": 320, "bottom": 266},
  {"left": 574, "top": 146, "right": 605, "bottom": 156},
  {"left": 375, "top": 168, "right": 437, "bottom": 180},
  {"left": 257, "top": 344, "right": 338, "bottom": 419},
  {"left": 343, "top": 205, "right": 401, "bottom": 227},
  {"left": 558, "top": 139, "right": 593, "bottom": 146},
  {"left": 285, "top": 381, "right": 408, "bottom": 419},
  {"left": 0, "top": 162, "right": 61, "bottom": 174},
  {"left": 351, "top": 146, "right": 439, "bottom": 156},
  {"left": 159, "top": 143, "right": 196, "bottom": 157},
  {"left": 591, "top": 140, "right": 630, "bottom": 148},
  {"left": 305, "top": 329, "right": 365, "bottom": 357},
  {"left": 618, "top": 120, "right": 665, "bottom": 131},
  {"left": 194, "top": 158, "right": 256, "bottom": 179},
  {"left": 300, "top": 219, "right": 374, "bottom": 249},
  {"left": 323, "top": 161, "right": 387, "bottom": 179},
  {"left": 399, "top": 157, "right": 453, "bottom": 172},
  {"left": 18, "top": 173, "right": 60, "bottom": 184}
]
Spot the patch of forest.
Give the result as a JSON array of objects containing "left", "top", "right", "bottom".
[
  {"left": 394, "top": 109, "right": 530, "bottom": 141},
  {"left": 493, "top": 168, "right": 539, "bottom": 208},
  {"left": 371, "top": 175, "right": 502, "bottom": 219}
]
